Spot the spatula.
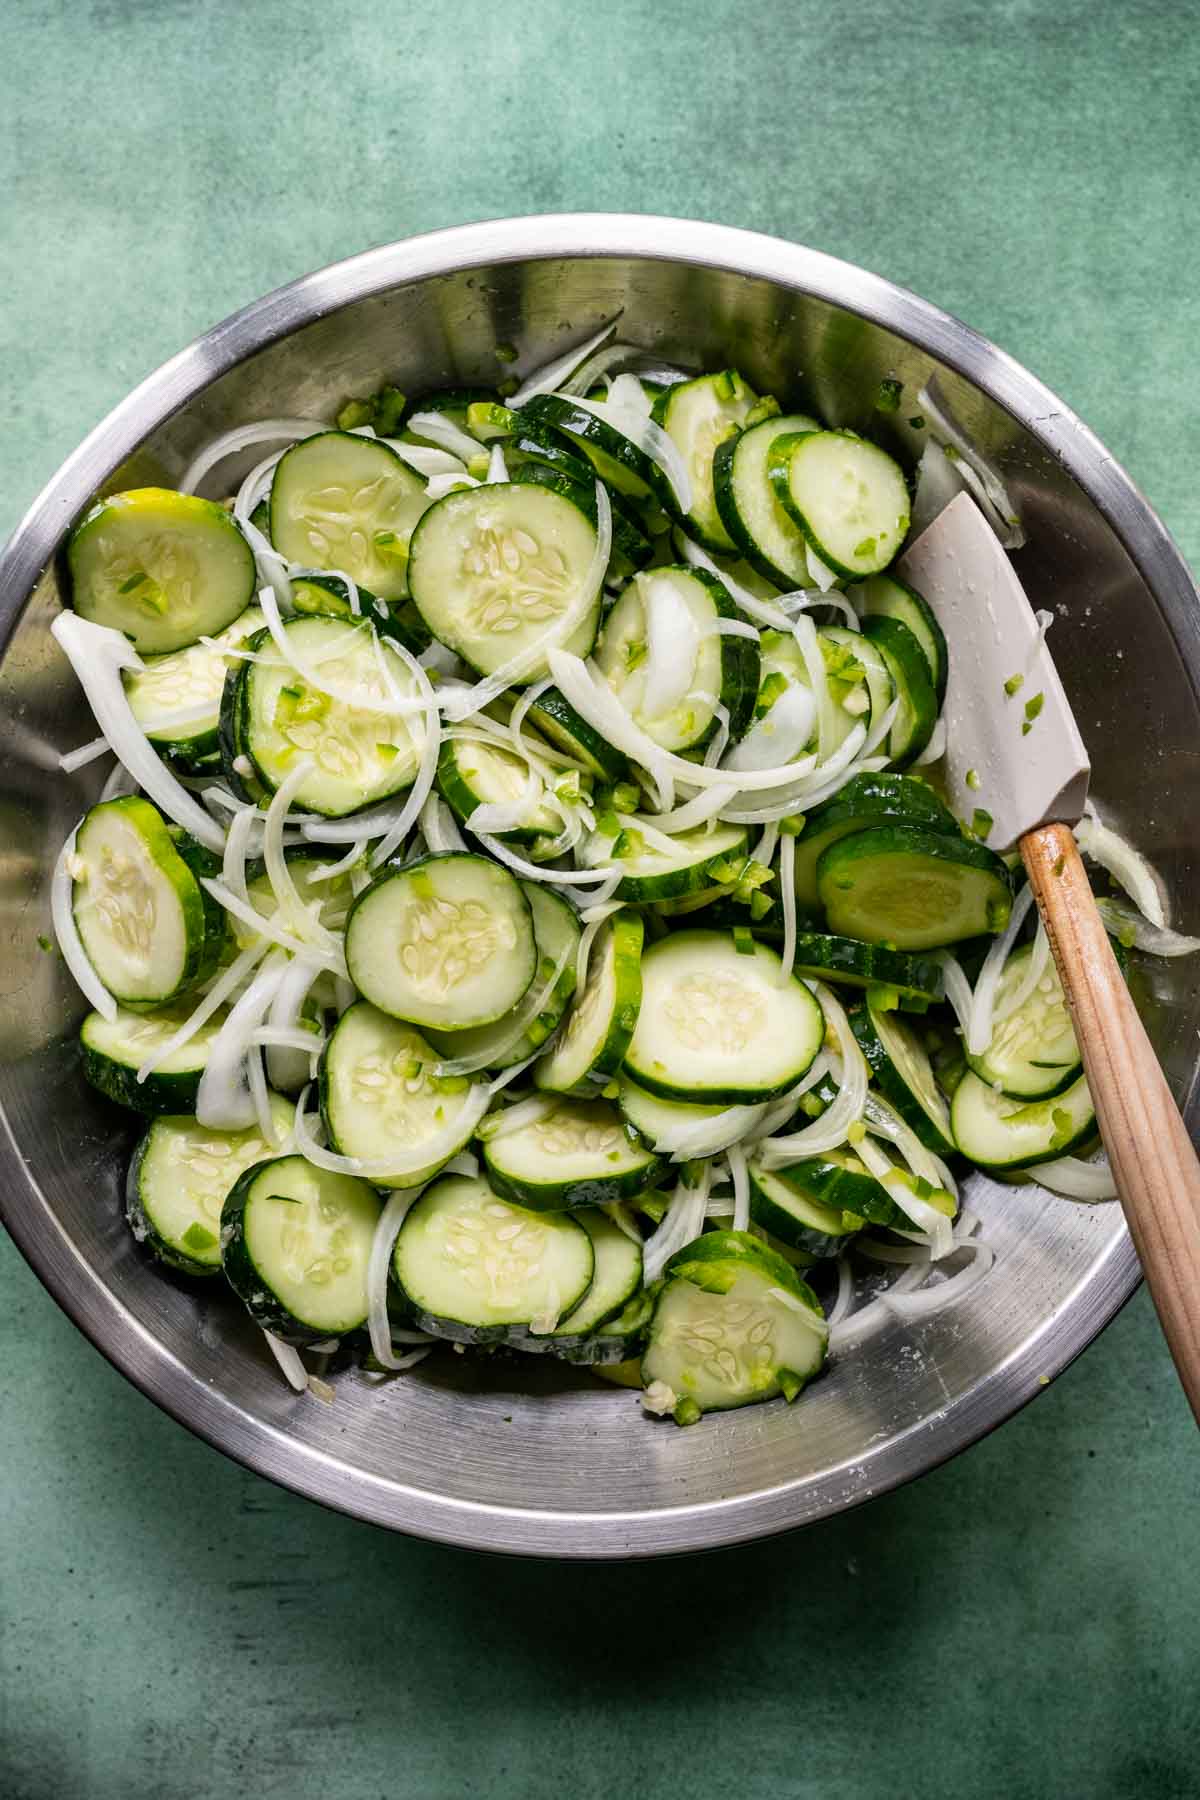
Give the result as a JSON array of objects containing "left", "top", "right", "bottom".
[{"left": 898, "top": 491, "right": 1200, "bottom": 1423}]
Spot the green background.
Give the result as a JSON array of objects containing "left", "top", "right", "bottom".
[{"left": 2, "top": 2, "right": 1197, "bottom": 1795}]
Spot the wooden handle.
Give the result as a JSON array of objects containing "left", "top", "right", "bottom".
[{"left": 1022, "top": 821, "right": 1200, "bottom": 1423}]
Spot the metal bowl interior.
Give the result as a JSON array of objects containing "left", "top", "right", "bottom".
[{"left": 2, "top": 215, "right": 1198, "bottom": 1558}]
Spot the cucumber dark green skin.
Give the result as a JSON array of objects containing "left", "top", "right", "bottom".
[
  {"left": 125, "top": 1130, "right": 220, "bottom": 1277},
  {"left": 665, "top": 1229, "right": 824, "bottom": 1316},
  {"left": 510, "top": 463, "right": 653, "bottom": 580},
  {"left": 747, "top": 1162, "right": 862, "bottom": 1258},
  {"left": 848, "top": 1004, "right": 956, "bottom": 1155},
  {"left": 817, "top": 826, "right": 1013, "bottom": 952},
  {"left": 851, "top": 575, "right": 948, "bottom": 705},
  {"left": 481, "top": 1140, "right": 667, "bottom": 1213},
  {"left": 80, "top": 1021, "right": 206, "bottom": 1116},
  {"left": 500, "top": 425, "right": 598, "bottom": 486},
  {"left": 519, "top": 393, "right": 655, "bottom": 496},
  {"left": 792, "top": 771, "right": 958, "bottom": 907},
  {"left": 167, "top": 830, "right": 230, "bottom": 986},
  {"left": 291, "top": 575, "right": 432, "bottom": 656},
  {"left": 219, "top": 1160, "right": 310, "bottom": 1342},
  {"left": 711, "top": 419, "right": 814, "bottom": 587},
  {"left": 771, "top": 1152, "right": 933, "bottom": 1235},
  {"left": 859, "top": 615, "right": 938, "bottom": 767},
  {"left": 218, "top": 650, "right": 270, "bottom": 805},
  {"left": 434, "top": 739, "right": 551, "bottom": 844},
  {"left": 607, "top": 825, "right": 751, "bottom": 904},
  {"left": 683, "top": 565, "right": 761, "bottom": 744},
  {"left": 548, "top": 1286, "right": 657, "bottom": 1366},
  {"left": 790, "top": 931, "right": 946, "bottom": 1007},
  {"left": 526, "top": 687, "right": 630, "bottom": 783}
]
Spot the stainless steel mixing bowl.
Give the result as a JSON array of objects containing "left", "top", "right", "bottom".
[{"left": 3, "top": 215, "right": 1198, "bottom": 1557}]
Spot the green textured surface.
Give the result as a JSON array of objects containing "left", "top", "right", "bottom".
[{"left": 2, "top": 2, "right": 1198, "bottom": 1797}]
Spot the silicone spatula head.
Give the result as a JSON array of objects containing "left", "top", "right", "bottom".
[{"left": 897, "top": 491, "right": 1090, "bottom": 853}]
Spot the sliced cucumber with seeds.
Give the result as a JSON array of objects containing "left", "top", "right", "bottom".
[
  {"left": 514, "top": 1209, "right": 645, "bottom": 1357},
  {"left": 859, "top": 615, "right": 938, "bottom": 766},
  {"left": 534, "top": 911, "right": 643, "bottom": 1096},
  {"left": 650, "top": 371, "right": 759, "bottom": 551},
  {"left": 320, "top": 1002, "right": 484, "bottom": 1187},
  {"left": 510, "top": 462, "right": 653, "bottom": 582},
  {"left": 270, "top": 431, "right": 429, "bottom": 602},
  {"left": 435, "top": 735, "right": 559, "bottom": 841},
  {"left": 768, "top": 430, "right": 910, "bottom": 579},
  {"left": 593, "top": 564, "right": 759, "bottom": 754},
  {"left": 425, "top": 883, "right": 580, "bottom": 1072},
  {"left": 525, "top": 686, "right": 630, "bottom": 782},
  {"left": 950, "top": 1069, "right": 1096, "bottom": 1169},
  {"left": 290, "top": 574, "right": 431, "bottom": 656},
  {"left": 127, "top": 1092, "right": 294, "bottom": 1275},
  {"left": 483, "top": 1096, "right": 664, "bottom": 1210},
  {"left": 624, "top": 930, "right": 824, "bottom": 1104},
  {"left": 792, "top": 772, "right": 956, "bottom": 908},
  {"left": 965, "top": 943, "right": 1081, "bottom": 1098},
  {"left": 346, "top": 852, "right": 536, "bottom": 1031},
  {"left": 616, "top": 1071, "right": 737, "bottom": 1152},
  {"left": 519, "top": 393, "right": 656, "bottom": 499},
  {"left": 790, "top": 931, "right": 945, "bottom": 1007},
  {"left": 67, "top": 487, "right": 257, "bottom": 655},
  {"left": 236, "top": 616, "right": 425, "bottom": 818},
  {"left": 392, "top": 1173, "right": 594, "bottom": 1343},
  {"left": 81, "top": 1004, "right": 229, "bottom": 1115},
  {"left": 221, "top": 1153, "right": 382, "bottom": 1344},
  {"left": 124, "top": 603, "right": 266, "bottom": 769},
  {"left": 852, "top": 574, "right": 948, "bottom": 705},
  {"left": 850, "top": 994, "right": 955, "bottom": 1154},
  {"left": 407, "top": 482, "right": 602, "bottom": 679},
  {"left": 72, "top": 797, "right": 224, "bottom": 1009},
  {"left": 580, "top": 819, "right": 750, "bottom": 904},
  {"left": 643, "top": 1231, "right": 826, "bottom": 1421},
  {"left": 747, "top": 1159, "right": 864, "bottom": 1258},
  {"left": 712, "top": 411, "right": 821, "bottom": 586},
  {"left": 818, "top": 826, "right": 1012, "bottom": 952}
]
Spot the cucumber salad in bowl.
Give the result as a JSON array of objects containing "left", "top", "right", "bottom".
[{"left": 48, "top": 322, "right": 1197, "bottom": 1428}]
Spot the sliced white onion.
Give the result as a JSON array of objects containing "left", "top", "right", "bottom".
[
  {"left": 305, "top": 839, "right": 368, "bottom": 884},
  {"left": 728, "top": 1145, "right": 750, "bottom": 1232},
  {"left": 477, "top": 1093, "right": 559, "bottom": 1143},
  {"left": 368, "top": 666, "right": 441, "bottom": 866},
  {"left": 676, "top": 533, "right": 791, "bottom": 630},
  {"left": 196, "top": 950, "right": 289, "bottom": 1131},
  {"left": 792, "top": 613, "right": 835, "bottom": 761},
  {"left": 828, "top": 1256, "right": 856, "bottom": 1327},
  {"left": 641, "top": 575, "right": 702, "bottom": 721},
  {"left": 465, "top": 765, "right": 543, "bottom": 835},
  {"left": 509, "top": 317, "right": 620, "bottom": 405},
  {"left": 136, "top": 939, "right": 269, "bottom": 1082},
  {"left": 912, "top": 716, "right": 947, "bottom": 766},
  {"left": 265, "top": 953, "right": 325, "bottom": 1092},
  {"left": 993, "top": 919, "right": 1051, "bottom": 1024},
  {"left": 420, "top": 792, "right": 467, "bottom": 855},
  {"left": 292, "top": 1080, "right": 491, "bottom": 1181},
  {"left": 936, "top": 950, "right": 975, "bottom": 1041},
  {"left": 51, "top": 615, "right": 226, "bottom": 852},
  {"left": 262, "top": 759, "right": 340, "bottom": 955},
  {"left": 51, "top": 828, "right": 118, "bottom": 1021},
  {"left": 967, "top": 882, "right": 1036, "bottom": 1056},
  {"left": 425, "top": 471, "right": 480, "bottom": 500},
  {"left": 1024, "top": 1154, "right": 1118, "bottom": 1201},
  {"left": 573, "top": 395, "right": 691, "bottom": 514},
  {"left": 221, "top": 803, "right": 259, "bottom": 908},
  {"left": 433, "top": 937, "right": 574, "bottom": 1077},
  {"left": 723, "top": 684, "right": 816, "bottom": 774},
  {"left": 180, "top": 418, "right": 326, "bottom": 496},
  {"left": 805, "top": 547, "right": 840, "bottom": 592},
  {"left": 703, "top": 700, "right": 731, "bottom": 769},
  {"left": 778, "top": 830, "right": 798, "bottom": 985},
  {"left": 1095, "top": 896, "right": 1200, "bottom": 957},
  {"left": 474, "top": 832, "right": 619, "bottom": 887},
  {"left": 642, "top": 1163, "right": 712, "bottom": 1283},
  {"left": 201, "top": 877, "right": 346, "bottom": 973},
  {"left": 759, "top": 987, "right": 868, "bottom": 1165},
  {"left": 647, "top": 786, "right": 738, "bottom": 835},
  {"left": 883, "top": 1241, "right": 995, "bottom": 1321},
  {"left": 390, "top": 442, "right": 467, "bottom": 479},
  {"left": 663, "top": 1104, "right": 767, "bottom": 1161},
  {"left": 406, "top": 410, "right": 486, "bottom": 464},
  {"left": 262, "top": 1330, "right": 309, "bottom": 1392},
  {"left": 366, "top": 1185, "right": 425, "bottom": 1369},
  {"left": 1075, "top": 811, "right": 1166, "bottom": 930},
  {"left": 714, "top": 616, "right": 761, "bottom": 641},
  {"left": 916, "top": 382, "right": 1025, "bottom": 549},
  {"left": 257, "top": 586, "right": 432, "bottom": 719},
  {"left": 486, "top": 442, "right": 509, "bottom": 484},
  {"left": 233, "top": 454, "right": 295, "bottom": 608}
]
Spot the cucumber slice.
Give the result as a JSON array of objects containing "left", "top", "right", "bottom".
[
  {"left": 747, "top": 1159, "right": 864, "bottom": 1258},
  {"left": 290, "top": 575, "right": 431, "bottom": 657},
  {"left": 965, "top": 943, "right": 1081, "bottom": 1098},
  {"left": 712, "top": 411, "right": 821, "bottom": 586},
  {"left": 817, "top": 826, "right": 1012, "bottom": 952},
  {"left": 616, "top": 1071, "right": 742, "bottom": 1152},
  {"left": 319, "top": 1003, "right": 483, "bottom": 1186},
  {"left": 237, "top": 616, "right": 425, "bottom": 817},
  {"left": 852, "top": 574, "right": 948, "bottom": 705},
  {"left": 67, "top": 487, "right": 257, "bottom": 654},
  {"left": 483, "top": 1096, "right": 664, "bottom": 1210},
  {"left": 581, "top": 819, "right": 750, "bottom": 903},
  {"left": 643, "top": 1232, "right": 826, "bottom": 1420},
  {"left": 425, "top": 883, "right": 580, "bottom": 1072},
  {"left": 514, "top": 1210, "right": 645, "bottom": 1357},
  {"left": 850, "top": 995, "right": 955, "bottom": 1154},
  {"left": 593, "top": 565, "right": 759, "bottom": 754},
  {"left": 650, "top": 371, "right": 759, "bottom": 551},
  {"left": 624, "top": 930, "right": 824, "bottom": 1104},
  {"left": 124, "top": 603, "right": 266, "bottom": 768},
  {"left": 435, "top": 735, "right": 559, "bottom": 841},
  {"left": 270, "top": 431, "right": 429, "bottom": 602},
  {"left": 525, "top": 686, "right": 630, "bottom": 782},
  {"left": 534, "top": 911, "right": 643, "bottom": 1096},
  {"left": 510, "top": 463, "right": 653, "bottom": 581},
  {"left": 392, "top": 1173, "right": 594, "bottom": 1343},
  {"left": 950, "top": 1070, "right": 1096, "bottom": 1169},
  {"left": 345, "top": 852, "right": 536, "bottom": 1031},
  {"left": 496, "top": 422, "right": 600, "bottom": 487},
  {"left": 769, "top": 1148, "right": 953, "bottom": 1234},
  {"left": 72, "top": 798, "right": 224, "bottom": 1009},
  {"left": 127, "top": 1093, "right": 294, "bottom": 1275},
  {"left": 859, "top": 615, "right": 938, "bottom": 766},
  {"left": 768, "top": 431, "right": 910, "bottom": 579},
  {"left": 82, "top": 1005, "right": 229, "bottom": 1115},
  {"left": 407, "top": 482, "right": 601, "bottom": 679},
  {"left": 792, "top": 772, "right": 957, "bottom": 907},
  {"left": 221, "top": 1153, "right": 382, "bottom": 1344},
  {"left": 793, "top": 931, "right": 946, "bottom": 1009},
  {"left": 518, "top": 393, "right": 656, "bottom": 499}
]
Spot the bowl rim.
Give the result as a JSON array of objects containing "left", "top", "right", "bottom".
[{"left": 4, "top": 211, "right": 1194, "bottom": 1557}]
